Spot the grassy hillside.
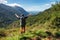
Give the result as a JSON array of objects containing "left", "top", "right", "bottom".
[
  {"left": 26, "top": 2, "right": 60, "bottom": 29},
  {"left": 0, "top": 2, "right": 60, "bottom": 40},
  {"left": 10, "top": 2, "right": 60, "bottom": 29}
]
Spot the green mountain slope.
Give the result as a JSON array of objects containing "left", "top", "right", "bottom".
[
  {"left": 8, "top": 3, "right": 60, "bottom": 30},
  {"left": 0, "top": 4, "right": 29, "bottom": 28},
  {"left": 27, "top": 3, "right": 60, "bottom": 28}
]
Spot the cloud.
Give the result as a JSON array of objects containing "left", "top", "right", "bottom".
[
  {"left": 25, "top": 3, "right": 51, "bottom": 11},
  {"left": 51, "top": 2, "right": 56, "bottom": 4},
  {"left": 0, "top": 0, "right": 22, "bottom": 7},
  {"left": 25, "top": 6, "right": 41, "bottom": 11},
  {"left": 0, "top": 0, "right": 7, "bottom": 4},
  {"left": 6, "top": 3, "right": 22, "bottom": 7},
  {"left": 39, "top": 2, "right": 56, "bottom": 11},
  {"left": 25, "top": 1, "right": 56, "bottom": 11}
]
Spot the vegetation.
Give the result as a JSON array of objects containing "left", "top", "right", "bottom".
[{"left": 0, "top": 2, "right": 60, "bottom": 40}]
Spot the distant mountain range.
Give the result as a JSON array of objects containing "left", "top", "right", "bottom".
[
  {"left": 0, "top": 3, "right": 29, "bottom": 27},
  {"left": 29, "top": 11, "right": 39, "bottom": 15}
]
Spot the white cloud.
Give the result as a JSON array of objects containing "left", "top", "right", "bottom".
[
  {"left": 0, "top": 0, "right": 7, "bottom": 4},
  {"left": 25, "top": 6, "right": 41, "bottom": 11},
  {"left": 0, "top": 0, "right": 22, "bottom": 7},
  {"left": 51, "top": 2, "right": 56, "bottom": 4},
  {"left": 25, "top": 3, "right": 51, "bottom": 11},
  {"left": 25, "top": 1, "right": 56, "bottom": 11},
  {"left": 6, "top": 3, "right": 22, "bottom": 7},
  {"left": 0, "top": 0, "right": 57, "bottom": 12}
]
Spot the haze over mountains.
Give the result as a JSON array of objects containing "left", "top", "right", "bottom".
[{"left": 0, "top": 3, "right": 29, "bottom": 27}]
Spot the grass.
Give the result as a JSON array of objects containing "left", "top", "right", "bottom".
[
  {"left": 0, "top": 25, "right": 60, "bottom": 40},
  {"left": 0, "top": 2, "right": 60, "bottom": 40}
]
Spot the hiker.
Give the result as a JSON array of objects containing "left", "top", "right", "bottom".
[
  {"left": 15, "top": 14, "right": 29, "bottom": 33},
  {"left": 20, "top": 14, "right": 28, "bottom": 33}
]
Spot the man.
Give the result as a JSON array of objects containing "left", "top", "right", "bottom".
[{"left": 15, "top": 14, "right": 28, "bottom": 33}]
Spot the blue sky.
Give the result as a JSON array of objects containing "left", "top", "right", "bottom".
[{"left": 0, "top": 0, "right": 60, "bottom": 11}]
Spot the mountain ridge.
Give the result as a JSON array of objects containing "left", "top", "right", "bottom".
[
  {"left": 0, "top": 3, "right": 29, "bottom": 27},
  {"left": 8, "top": 2, "right": 60, "bottom": 29}
]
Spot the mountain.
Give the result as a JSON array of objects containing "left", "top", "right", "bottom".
[
  {"left": 29, "top": 11, "right": 39, "bottom": 15},
  {"left": 0, "top": 3, "right": 29, "bottom": 28},
  {"left": 26, "top": 3, "right": 60, "bottom": 31},
  {"left": 27, "top": 3, "right": 60, "bottom": 26},
  {"left": 13, "top": 6, "right": 29, "bottom": 17},
  {"left": 8, "top": 2, "right": 60, "bottom": 30},
  {"left": 0, "top": 2, "right": 60, "bottom": 40}
]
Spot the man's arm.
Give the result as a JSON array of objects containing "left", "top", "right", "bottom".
[
  {"left": 28, "top": 14, "right": 31, "bottom": 17},
  {"left": 25, "top": 14, "right": 31, "bottom": 18},
  {"left": 15, "top": 14, "right": 20, "bottom": 18}
]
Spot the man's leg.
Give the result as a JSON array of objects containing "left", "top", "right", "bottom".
[
  {"left": 21, "top": 26, "right": 25, "bottom": 33},
  {"left": 23, "top": 26, "right": 25, "bottom": 33}
]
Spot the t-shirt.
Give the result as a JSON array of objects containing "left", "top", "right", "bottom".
[{"left": 20, "top": 16, "right": 27, "bottom": 26}]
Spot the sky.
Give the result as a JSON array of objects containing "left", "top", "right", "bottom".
[{"left": 0, "top": 0, "right": 60, "bottom": 11}]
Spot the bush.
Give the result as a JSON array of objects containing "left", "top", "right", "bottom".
[
  {"left": 20, "top": 36, "right": 31, "bottom": 40},
  {"left": 19, "top": 32, "right": 35, "bottom": 40},
  {"left": 55, "top": 31, "right": 60, "bottom": 38},
  {"left": 0, "top": 30, "right": 6, "bottom": 37},
  {"left": 34, "top": 30, "right": 48, "bottom": 38}
]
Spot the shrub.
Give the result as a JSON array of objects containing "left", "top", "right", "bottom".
[
  {"left": 34, "top": 30, "right": 48, "bottom": 38},
  {"left": 20, "top": 36, "right": 31, "bottom": 40},
  {"left": 55, "top": 31, "right": 60, "bottom": 38},
  {"left": 19, "top": 32, "right": 35, "bottom": 40},
  {"left": 0, "top": 30, "right": 6, "bottom": 37}
]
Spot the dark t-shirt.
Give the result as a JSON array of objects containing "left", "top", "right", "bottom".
[{"left": 20, "top": 16, "right": 27, "bottom": 27}]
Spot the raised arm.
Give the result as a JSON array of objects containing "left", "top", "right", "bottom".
[
  {"left": 15, "top": 14, "right": 20, "bottom": 18},
  {"left": 27, "top": 14, "right": 31, "bottom": 17},
  {"left": 25, "top": 14, "right": 31, "bottom": 19}
]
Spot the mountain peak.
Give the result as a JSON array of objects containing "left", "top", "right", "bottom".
[
  {"left": 0, "top": 3, "right": 6, "bottom": 6},
  {"left": 6, "top": 3, "right": 21, "bottom": 7}
]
